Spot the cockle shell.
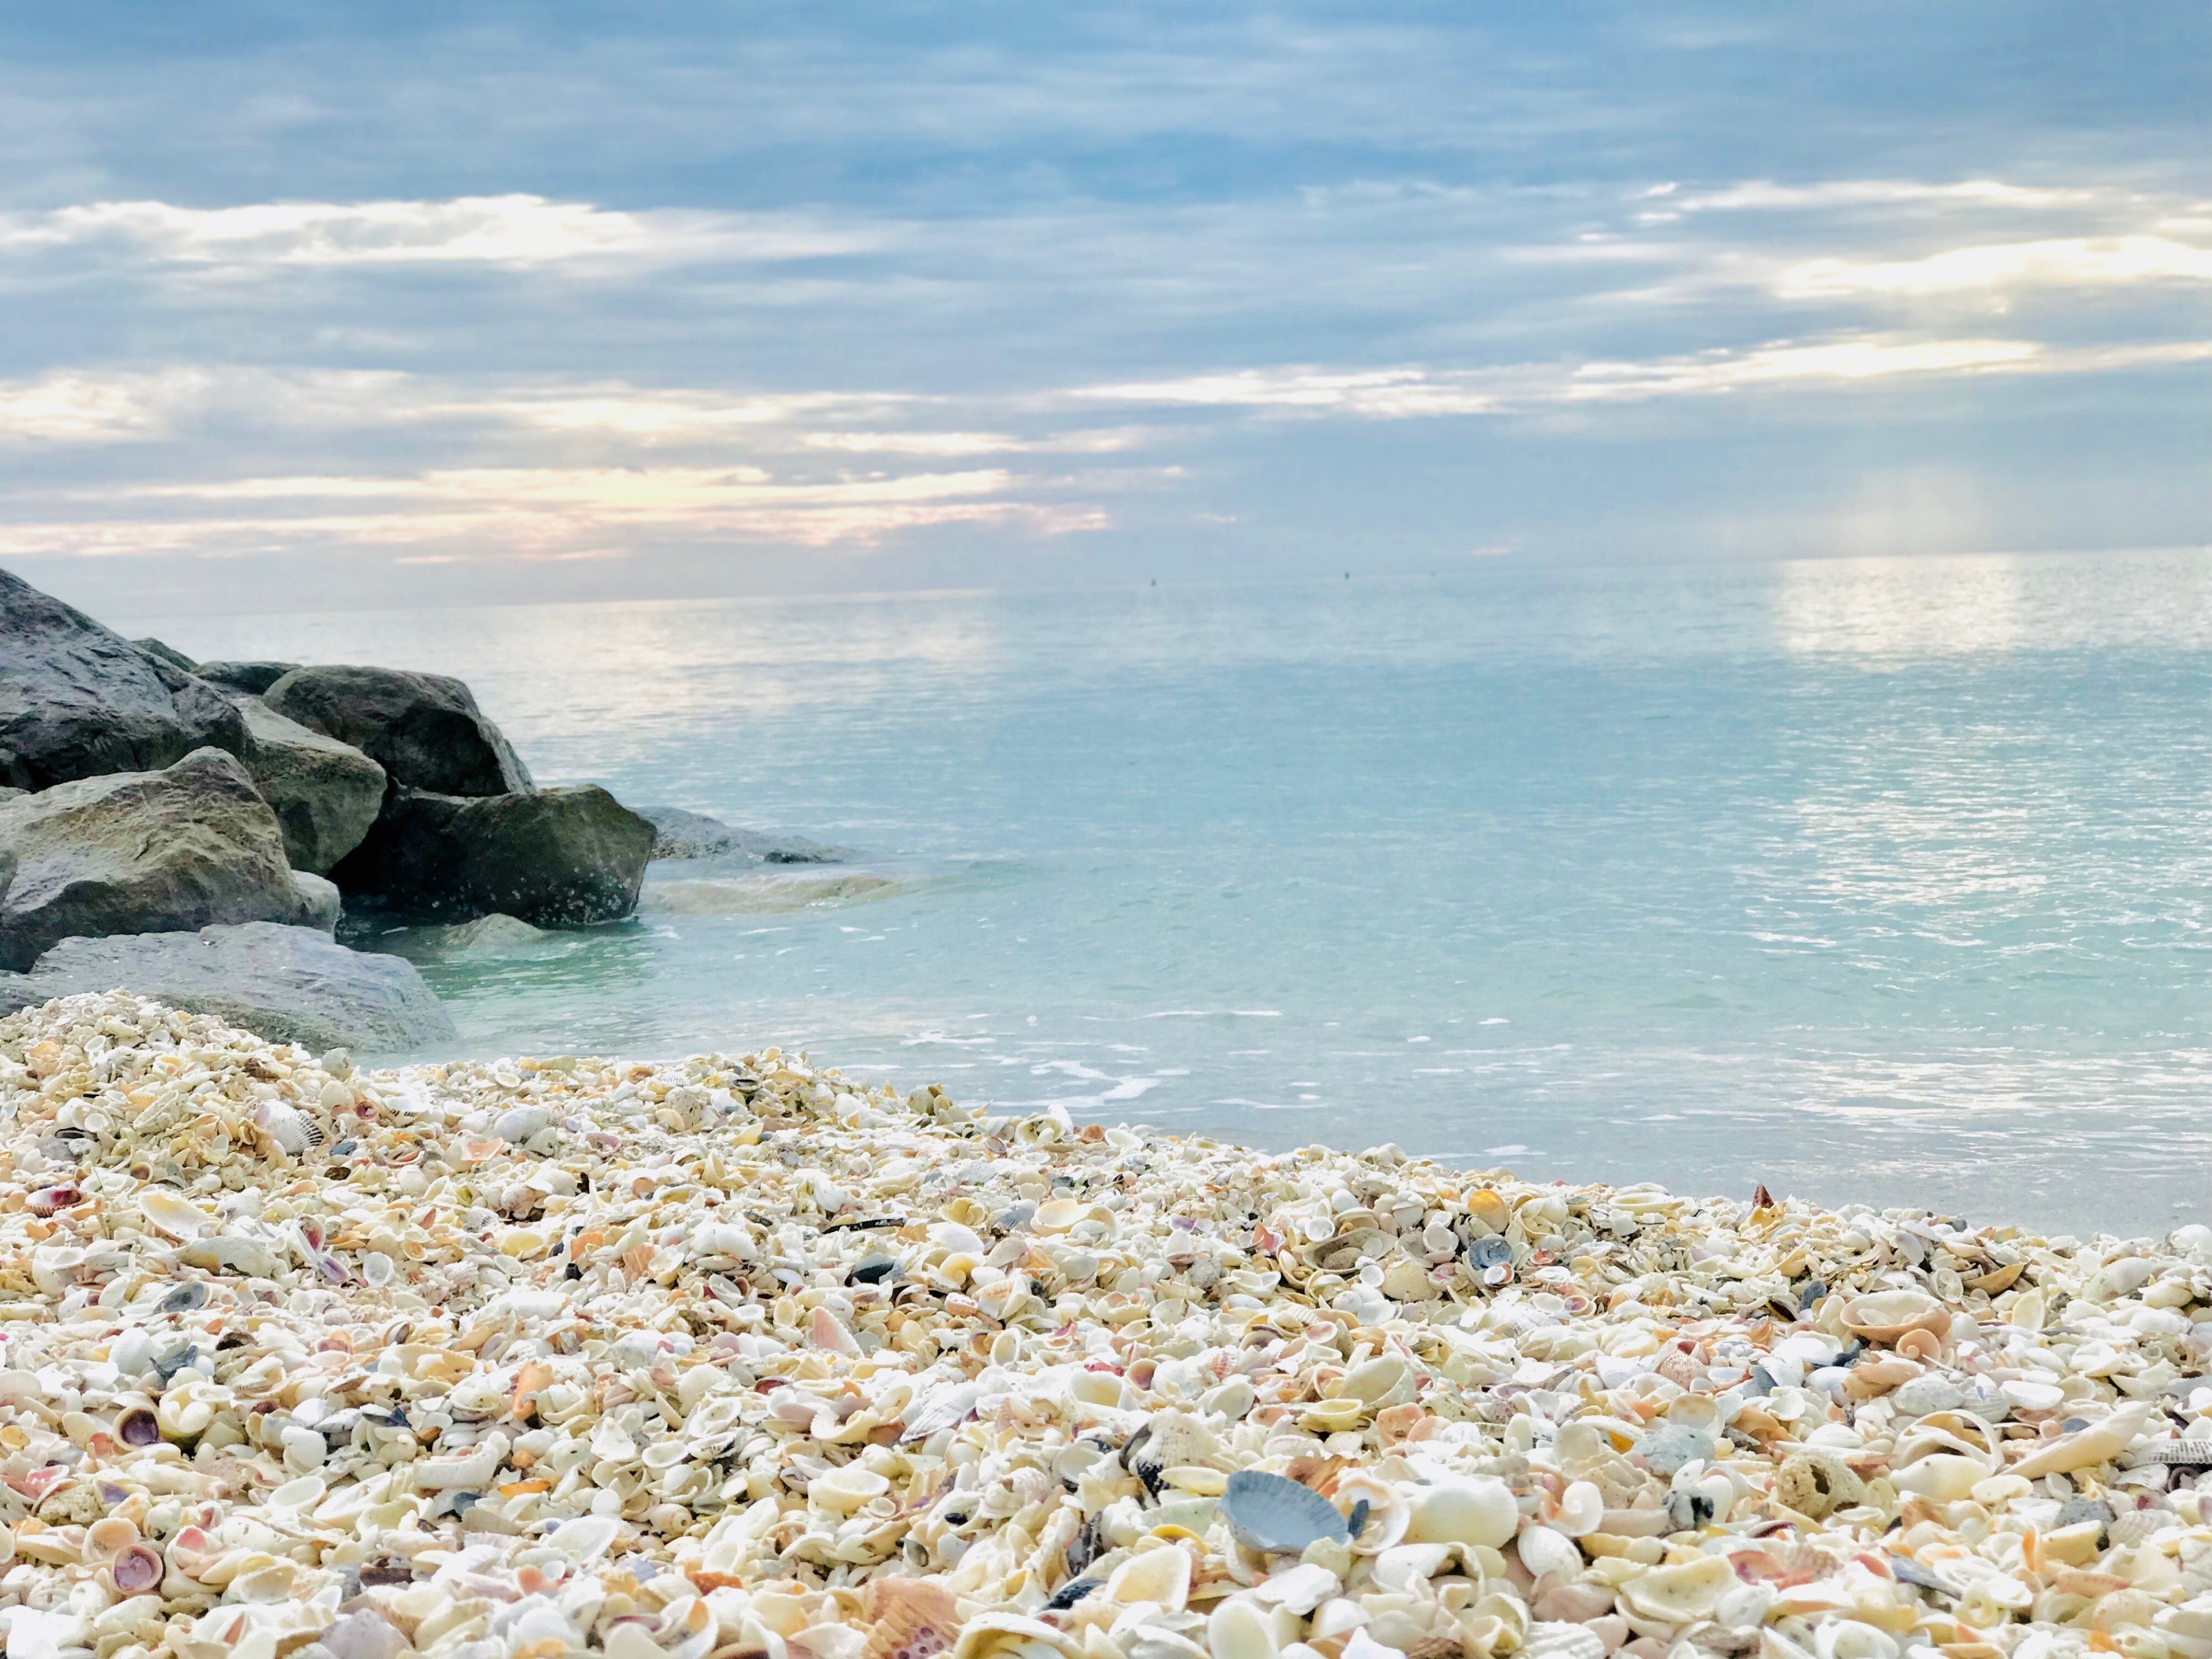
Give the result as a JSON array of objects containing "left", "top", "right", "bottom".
[{"left": 1517, "top": 1524, "right": 1581, "bottom": 1581}]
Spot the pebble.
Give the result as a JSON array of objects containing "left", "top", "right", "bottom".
[{"left": 2, "top": 991, "right": 2211, "bottom": 1659}]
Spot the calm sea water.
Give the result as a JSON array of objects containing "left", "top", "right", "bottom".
[{"left": 130, "top": 550, "right": 2212, "bottom": 1236}]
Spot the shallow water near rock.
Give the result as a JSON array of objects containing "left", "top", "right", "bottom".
[{"left": 133, "top": 548, "right": 2212, "bottom": 1236}]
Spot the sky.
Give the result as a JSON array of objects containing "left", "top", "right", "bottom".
[{"left": 0, "top": 2, "right": 2205, "bottom": 613}]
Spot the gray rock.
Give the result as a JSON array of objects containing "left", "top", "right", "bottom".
[
  {"left": 226, "top": 694, "right": 387, "bottom": 874},
  {"left": 14, "top": 922, "right": 455, "bottom": 1051},
  {"left": 265, "top": 665, "right": 532, "bottom": 797},
  {"left": 131, "top": 637, "right": 200, "bottom": 674},
  {"left": 289, "top": 870, "right": 342, "bottom": 933},
  {"left": 0, "top": 748, "right": 298, "bottom": 971},
  {"left": 420, "top": 912, "right": 551, "bottom": 952},
  {"left": 635, "top": 804, "right": 850, "bottom": 865},
  {"left": 1, "top": 566, "right": 244, "bottom": 788},
  {"left": 195, "top": 661, "right": 299, "bottom": 695},
  {"left": 334, "top": 785, "right": 653, "bottom": 927}
]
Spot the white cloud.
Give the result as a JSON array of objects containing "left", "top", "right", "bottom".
[
  {"left": 1668, "top": 179, "right": 2101, "bottom": 214},
  {"left": 0, "top": 195, "right": 877, "bottom": 270},
  {"left": 1078, "top": 333, "right": 2212, "bottom": 418},
  {"left": 0, "top": 370, "right": 210, "bottom": 441},
  {"left": 1778, "top": 235, "right": 2212, "bottom": 298},
  {"left": 0, "top": 461, "right": 1109, "bottom": 560}
]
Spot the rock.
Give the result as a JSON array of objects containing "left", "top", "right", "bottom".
[
  {"left": 289, "top": 871, "right": 342, "bottom": 933},
  {"left": 195, "top": 661, "right": 300, "bottom": 695},
  {"left": 226, "top": 694, "right": 387, "bottom": 874},
  {"left": 10, "top": 922, "right": 454, "bottom": 1051},
  {"left": 635, "top": 804, "right": 850, "bottom": 865},
  {"left": 421, "top": 912, "right": 551, "bottom": 952},
  {"left": 1, "top": 566, "right": 244, "bottom": 788},
  {"left": 0, "top": 748, "right": 299, "bottom": 971},
  {"left": 0, "top": 846, "right": 13, "bottom": 908},
  {"left": 264, "top": 665, "right": 532, "bottom": 797},
  {"left": 334, "top": 785, "right": 653, "bottom": 927},
  {"left": 131, "top": 637, "right": 199, "bottom": 674}
]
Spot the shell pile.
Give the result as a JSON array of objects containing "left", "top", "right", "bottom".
[{"left": 3, "top": 992, "right": 2212, "bottom": 1659}]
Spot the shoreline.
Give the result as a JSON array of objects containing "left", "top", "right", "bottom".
[{"left": 2, "top": 991, "right": 2208, "bottom": 1659}]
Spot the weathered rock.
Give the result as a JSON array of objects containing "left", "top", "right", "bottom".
[
  {"left": 636, "top": 804, "right": 850, "bottom": 864},
  {"left": 0, "top": 748, "right": 299, "bottom": 970},
  {"left": 226, "top": 694, "right": 387, "bottom": 874},
  {"left": 131, "top": 637, "right": 200, "bottom": 674},
  {"left": 264, "top": 665, "right": 532, "bottom": 797},
  {"left": 289, "top": 870, "right": 342, "bottom": 933},
  {"left": 1, "top": 566, "right": 242, "bottom": 787},
  {"left": 5, "top": 923, "right": 454, "bottom": 1051},
  {"left": 196, "top": 660, "right": 300, "bottom": 695},
  {"left": 334, "top": 785, "right": 653, "bottom": 927}
]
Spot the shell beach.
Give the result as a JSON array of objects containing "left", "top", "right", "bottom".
[{"left": 3, "top": 995, "right": 2211, "bottom": 1659}]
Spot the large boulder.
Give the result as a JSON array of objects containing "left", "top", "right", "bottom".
[
  {"left": 131, "top": 637, "right": 200, "bottom": 674},
  {"left": 0, "top": 923, "right": 455, "bottom": 1052},
  {"left": 334, "top": 785, "right": 653, "bottom": 927},
  {"left": 1, "top": 566, "right": 242, "bottom": 788},
  {"left": 636, "top": 804, "right": 850, "bottom": 865},
  {"left": 197, "top": 661, "right": 300, "bottom": 695},
  {"left": 264, "top": 666, "right": 532, "bottom": 797},
  {"left": 227, "top": 695, "right": 387, "bottom": 874},
  {"left": 0, "top": 748, "right": 300, "bottom": 970}
]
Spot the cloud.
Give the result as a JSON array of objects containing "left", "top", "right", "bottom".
[
  {"left": 1778, "top": 236, "right": 2212, "bottom": 299},
  {"left": 1076, "top": 333, "right": 2212, "bottom": 419},
  {"left": 0, "top": 460, "right": 1109, "bottom": 561},
  {"left": 0, "top": 195, "right": 877, "bottom": 270},
  {"left": 0, "top": 369, "right": 210, "bottom": 441}
]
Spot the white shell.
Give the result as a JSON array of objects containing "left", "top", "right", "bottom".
[
  {"left": 1517, "top": 1524, "right": 1581, "bottom": 1581},
  {"left": 1406, "top": 1477, "right": 1518, "bottom": 1548},
  {"left": 1555, "top": 1479, "right": 1605, "bottom": 1537},
  {"left": 1616, "top": 1555, "right": 1734, "bottom": 1624},
  {"left": 1105, "top": 1544, "right": 1190, "bottom": 1612}
]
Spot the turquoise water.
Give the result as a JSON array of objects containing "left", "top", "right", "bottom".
[{"left": 132, "top": 550, "right": 2212, "bottom": 1235}]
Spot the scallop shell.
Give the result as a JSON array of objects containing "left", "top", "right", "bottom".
[{"left": 1221, "top": 1469, "right": 1351, "bottom": 1556}]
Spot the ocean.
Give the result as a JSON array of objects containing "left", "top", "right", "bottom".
[{"left": 128, "top": 548, "right": 2212, "bottom": 1237}]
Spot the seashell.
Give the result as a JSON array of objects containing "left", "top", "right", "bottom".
[
  {"left": 84, "top": 1517, "right": 139, "bottom": 1562},
  {"left": 1554, "top": 1480, "right": 1605, "bottom": 1537},
  {"left": 1890, "top": 1454, "right": 1988, "bottom": 1504},
  {"left": 863, "top": 1577, "right": 962, "bottom": 1659},
  {"left": 139, "top": 1187, "right": 208, "bottom": 1240},
  {"left": 949, "top": 1613, "right": 1079, "bottom": 1659},
  {"left": 111, "top": 1544, "right": 163, "bottom": 1595},
  {"left": 1638, "top": 1421, "right": 1715, "bottom": 1477},
  {"left": 1517, "top": 1524, "right": 1581, "bottom": 1581},
  {"left": 1840, "top": 1289, "right": 1951, "bottom": 1346},
  {"left": 1254, "top": 1563, "right": 1343, "bottom": 1617},
  {"left": 1339, "top": 1354, "right": 1406, "bottom": 1405},
  {"left": 1105, "top": 1543, "right": 1191, "bottom": 1611},
  {"left": 1334, "top": 1469, "right": 1408, "bottom": 1553},
  {"left": 115, "top": 1406, "right": 160, "bottom": 1446},
  {"left": 1207, "top": 1597, "right": 1285, "bottom": 1659},
  {"left": 1521, "top": 1625, "right": 1606, "bottom": 1659},
  {"left": 2011, "top": 1402, "right": 2154, "bottom": 1479},
  {"left": 1221, "top": 1469, "right": 1351, "bottom": 1555},
  {"left": 1406, "top": 1478, "right": 1518, "bottom": 1549},
  {"left": 1616, "top": 1554, "right": 1734, "bottom": 1624}
]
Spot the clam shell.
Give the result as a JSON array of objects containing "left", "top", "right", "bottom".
[
  {"left": 1616, "top": 1555, "right": 1734, "bottom": 1624},
  {"left": 1841, "top": 1289, "right": 1952, "bottom": 1346}
]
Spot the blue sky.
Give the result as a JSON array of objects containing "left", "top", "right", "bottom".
[{"left": 1, "top": 2, "right": 2205, "bottom": 612}]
